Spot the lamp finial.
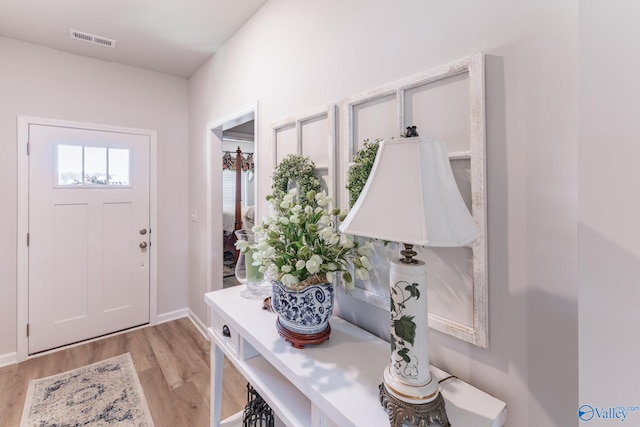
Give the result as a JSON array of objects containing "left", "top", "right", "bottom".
[{"left": 400, "top": 243, "right": 418, "bottom": 264}]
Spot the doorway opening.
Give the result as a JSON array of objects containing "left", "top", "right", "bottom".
[
  {"left": 206, "top": 105, "right": 258, "bottom": 294},
  {"left": 221, "top": 119, "right": 256, "bottom": 288}
]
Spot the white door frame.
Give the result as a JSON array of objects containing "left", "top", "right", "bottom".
[
  {"left": 16, "top": 116, "right": 158, "bottom": 362},
  {"left": 205, "top": 102, "right": 260, "bottom": 299}
]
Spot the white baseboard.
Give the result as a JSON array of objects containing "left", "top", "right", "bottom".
[
  {"left": 2, "top": 310, "right": 204, "bottom": 368},
  {"left": 156, "top": 308, "right": 188, "bottom": 324},
  {"left": 0, "top": 352, "right": 17, "bottom": 368},
  {"left": 156, "top": 307, "right": 209, "bottom": 341},
  {"left": 188, "top": 309, "right": 209, "bottom": 341}
]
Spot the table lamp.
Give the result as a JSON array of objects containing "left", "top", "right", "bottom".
[{"left": 340, "top": 136, "right": 480, "bottom": 427}]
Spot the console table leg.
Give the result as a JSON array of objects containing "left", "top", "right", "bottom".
[{"left": 211, "top": 344, "right": 224, "bottom": 427}]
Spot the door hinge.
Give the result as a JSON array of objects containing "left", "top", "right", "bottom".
[
  {"left": 27, "top": 233, "right": 30, "bottom": 246},
  {"left": 26, "top": 141, "right": 30, "bottom": 156},
  {"left": 26, "top": 323, "right": 29, "bottom": 337}
]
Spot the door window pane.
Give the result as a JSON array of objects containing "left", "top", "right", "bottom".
[
  {"left": 108, "top": 148, "right": 130, "bottom": 185},
  {"left": 57, "top": 145, "right": 83, "bottom": 185},
  {"left": 84, "top": 147, "right": 107, "bottom": 185}
]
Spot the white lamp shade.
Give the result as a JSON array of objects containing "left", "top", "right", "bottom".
[{"left": 340, "top": 137, "right": 480, "bottom": 247}]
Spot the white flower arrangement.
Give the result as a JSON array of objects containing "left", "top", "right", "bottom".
[{"left": 237, "top": 188, "right": 371, "bottom": 291}]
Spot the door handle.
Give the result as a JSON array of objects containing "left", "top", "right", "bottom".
[
  {"left": 139, "top": 228, "right": 147, "bottom": 235},
  {"left": 139, "top": 242, "right": 148, "bottom": 249}
]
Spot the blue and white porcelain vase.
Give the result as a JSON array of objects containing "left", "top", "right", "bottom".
[{"left": 271, "top": 280, "right": 334, "bottom": 348}]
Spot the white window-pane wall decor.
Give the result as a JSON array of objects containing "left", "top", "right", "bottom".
[
  {"left": 340, "top": 52, "right": 487, "bottom": 347},
  {"left": 271, "top": 105, "right": 337, "bottom": 203}
]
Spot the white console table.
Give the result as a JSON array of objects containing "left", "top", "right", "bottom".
[{"left": 205, "top": 286, "right": 506, "bottom": 427}]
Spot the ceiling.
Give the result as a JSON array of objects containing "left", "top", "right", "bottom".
[
  {"left": 0, "top": 0, "right": 267, "bottom": 78},
  {"left": 224, "top": 120, "right": 255, "bottom": 142}
]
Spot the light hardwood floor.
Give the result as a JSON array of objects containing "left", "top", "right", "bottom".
[{"left": 0, "top": 317, "right": 248, "bottom": 426}]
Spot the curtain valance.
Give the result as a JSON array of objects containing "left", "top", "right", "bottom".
[{"left": 222, "top": 151, "right": 254, "bottom": 172}]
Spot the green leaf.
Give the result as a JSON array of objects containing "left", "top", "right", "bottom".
[
  {"left": 398, "top": 347, "right": 411, "bottom": 364},
  {"left": 406, "top": 282, "right": 420, "bottom": 299},
  {"left": 393, "top": 315, "right": 416, "bottom": 346}
]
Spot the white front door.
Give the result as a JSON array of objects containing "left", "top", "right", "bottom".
[{"left": 28, "top": 124, "right": 150, "bottom": 354}]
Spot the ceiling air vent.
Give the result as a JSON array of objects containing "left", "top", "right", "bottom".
[{"left": 69, "top": 29, "right": 116, "bottom": 48}]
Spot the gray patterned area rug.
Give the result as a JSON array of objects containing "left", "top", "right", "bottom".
[{"left": 20, "top": 353, "right": 154, "bottom": 426}]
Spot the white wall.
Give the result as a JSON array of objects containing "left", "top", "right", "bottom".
[
  {"left": 579, "top": 1, "right": 640, "bottom": 423},
  {"left": 0, "top": 37, "right": 190, "bottom": 358},
  {"left": 189, "top": 1, "right": 579, "bottom": 426}
]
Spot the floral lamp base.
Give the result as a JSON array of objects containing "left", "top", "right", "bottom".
[
  {"left": 275, "top": 319, "right": 331, "bottom": 349},
  {"left": 380, "top": 258, "right": 451, "bottom": 426}
]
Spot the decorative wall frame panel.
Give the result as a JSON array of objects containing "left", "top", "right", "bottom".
[
  {"left": 340, "top": 53, "right": 488, "bottom": 347},
  {"left": 271, "top": 105, "right": 337, "bottom": 203}
]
